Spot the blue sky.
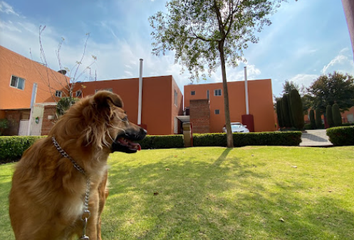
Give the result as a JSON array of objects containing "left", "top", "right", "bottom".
[{"left": 0, "top": 0, "right": 353, "bottom": 98}]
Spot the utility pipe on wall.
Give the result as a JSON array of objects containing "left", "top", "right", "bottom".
[
  {"left": 27, "top": 83, "right": 38, "bottom": 136},
  {"left": 138, "top": 59, "right": 143, "bottom": 125},
  {"left": 244, "top": 66, "right": 249, "bottom": 115}
]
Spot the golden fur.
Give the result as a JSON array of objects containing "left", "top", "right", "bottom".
[{"left": 9, "top": 91, "right": 146, "bottom": 239}]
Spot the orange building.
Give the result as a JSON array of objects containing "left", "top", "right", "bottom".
[
  {"left": 0, "top": 46, "right": 69, "bottom": 135},
  {"left": 184, "top": 79, "right": 276, "bottom": 133},
  {"left": 71, "top": 75, "right": 183, "bottom": 135}
]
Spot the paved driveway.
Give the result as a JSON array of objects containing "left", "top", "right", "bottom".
[{"left": 300, "top": 129, "right": 332, "bottom": 147}]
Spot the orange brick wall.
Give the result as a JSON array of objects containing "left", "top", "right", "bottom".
[
  {"left": 190, "top": 99, "right": 210, "bottom": 133},
  {"left": 0, "top": 46, "right": 69, "bottom": 110},
  {"left": 185, "top": 79, "right": 276, "bottom": 132},
  {"left": 72, "top": 75, "right": 183, "bottom": 135}
]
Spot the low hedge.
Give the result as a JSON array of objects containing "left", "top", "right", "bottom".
[
  {"left": 193, "top": 131, "right": 302, "bottom": 147},
  {"left": 140, "top": 134, "right": 184, "bottom": 149},
  {"left": 0, "top": 136, "right": 42, "bottom": 163},
  {"left": 0, "top": 132, "right": 301, "bottom": 163},
  {"left": 326, "top": 126, "right": 354, "bottom": 146}
]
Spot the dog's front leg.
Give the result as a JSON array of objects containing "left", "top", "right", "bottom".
[{"left": 83, "top": 191, "right": 99, "bottom": 240}]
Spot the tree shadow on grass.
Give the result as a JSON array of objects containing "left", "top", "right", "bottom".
[{"left": 102, "top": 148, "right": 354, "bottom": 240}]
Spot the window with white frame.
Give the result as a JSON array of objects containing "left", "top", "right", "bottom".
[
  {"left": 191, "top": 90, "right": 195, "bottom": 96},
  {"left": 10, "top": 75, "right": 25, "bottom": 90},
  {"left": 215, "top": 109, "right": 220, "bottom": 114},
  {"left": 174, "top": 89, "right": 178, "bottom": 106},
  {"left": 206, "top": 90, "right": 210, "bottom": 99},
  {"left": 95, "top": 88, "right": 113, "bottom": 93},
  {"left": 55, "top": 90, "right": 62, "bottom": 98},
  {"left": 214, "top": 89, "right": 222, "bottom": 96},
  {"left": 76, "top": 90, "right": 82, "bottom": 97}
]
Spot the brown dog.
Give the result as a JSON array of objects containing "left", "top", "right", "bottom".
[{"left": 9, "top": 91, "right": 146, "bottom": 240}]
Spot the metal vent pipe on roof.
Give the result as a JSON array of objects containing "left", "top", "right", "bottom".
[
  {"left": 244, "top": 66, "right": 249, "bottom": 115},
  {"left": 138, "top": 59, "right": 143, "bottom": 125}
]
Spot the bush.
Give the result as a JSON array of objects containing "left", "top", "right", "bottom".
[
  {"left": 0, "top": 136, "right": 42, "bottom": 163},
  {"left": 0, "top": 119, "right": 9, "bottom": 136},
  {"left": 309, "top": 109, "right": 316, "bottom": 129},
  {"left": 289, "top": 89, "right": 304, "bottom": 130},
  {"left": 140, "top": 134, "right": 184, "bottom": 149},
  {"left": 193, "top": 131, "right": 302, "bottom": 147},
  {"left": 315, "top": 109, "right": 323, "bottom": 129},
  {"left": 332, "top": 103, "right": 342, "bottom": 126},
  {"left": 326, "top": 126, "right": 354, "bottom": 146},
  {"left": 326, "top": 105, "right": 334, "bottom": 127}
]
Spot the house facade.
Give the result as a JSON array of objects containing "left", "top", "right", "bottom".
[
  {"left": 71, "top": 75, "right": 184, "bottom": 135},
  {"left": 0, "top": 46, "right": 68, "bottom": 135},
  {"left": 184, "top": 79, "right": 276, "bottom": 133}
]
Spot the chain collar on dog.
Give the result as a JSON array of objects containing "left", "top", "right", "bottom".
[{"left": 52, "top": 136, "right": 91, "bottom": 240}]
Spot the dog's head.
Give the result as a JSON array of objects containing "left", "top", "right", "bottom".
[
  {"left": 53, "top": 91, "right": 146, "bottom": 154},
  {"left": 90, "top": 91, "right": 147, "bottom": 153}
]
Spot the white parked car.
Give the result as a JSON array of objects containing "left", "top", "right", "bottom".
[{"left": 223, "top": 122, "right": 250, "bottom": 133}]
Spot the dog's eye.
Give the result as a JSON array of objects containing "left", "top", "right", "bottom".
[{"left": 122, "top": 116, "right": 128, "bottom": 122}]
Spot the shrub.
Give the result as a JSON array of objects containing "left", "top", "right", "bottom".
[
  {"left": 289, "top": 89, "right": 304, "bottom": 130},
  {"left": 309, "top": 109, "right": 316, "bottom": 129},
  {"left": 140, "top": 135, "right": 184, "bottom": 149},
  {"left": 326, "top": 126, "right": 354, "bottom": 146},
  {"left": 326, "top": 105, "right": 334, "bottom": 127},
  {"left": 332, "top": 103, "right": 342, "bottom": 126},
  {"left": 0, "top": 119, "right": 9, "bottom": 135},
  {"left": 281, "top": 94, "right": 292, "bottom": 128},
  {"left": 276, "top": 99, "right": 284, "bottom": 128},
  {"left": 315, "top": 109, "right": 323, "bottom": 129},
  {"left": 193, "top": 132, "right": 302, "bottom": 147},
  {"left": 0, "top": 136, "right": 42, "bottom": 163}
]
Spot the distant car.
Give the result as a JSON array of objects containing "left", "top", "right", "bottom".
[{"left": 223, "top": 122, "right": 250, "bottom": 133}]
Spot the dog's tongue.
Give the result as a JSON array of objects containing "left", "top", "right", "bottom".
[{"left": 118, "top": 138, "right": 141, "bottom": 151}]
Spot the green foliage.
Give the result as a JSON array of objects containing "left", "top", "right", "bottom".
[
  {"left": 56, "top": 97, "right": 79, "bottom": 116},
  {"left": 0, "top": 119, "right": 9, "bottom": 136},
  {"left": 276, "top": 99, "right": 284, "bottom": 128},
  {"left": 281, "top": 94, "right": 292, "bottom": 128},
  {"left": 140, "top": 135, "right": 184, "bottom": 149},
  {"left": 193, "top": 132, "right": 302, "bottom": 147},
  {"left": 307, "top": 72, "right": 354, "bottom": 113},
  {"left": 315, "top": 108, "right": 323, "bottom": 129},
  {"left": 0, "top": 136, "right": 42, "bottom": 163},
  {"left": 309, "top": 109, "right": 316, "bottom": 129},
  {"left": 326, "top": 105, "right": 334, "bottom": 128},
  {"left": 326, "top": 126, "right": 354, "bottom": 146},
  {"left": 289, "top": 89, "right": 304, "bottom": 130},
  {"left": 149, "top": 0, "right": 281, "bottom": 81},
  {"left": 332, "top": 103, "right": 342, "bottom": 126}
]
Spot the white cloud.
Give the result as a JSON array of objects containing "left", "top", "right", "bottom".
[
  {"left": 288, "top": 74, "right": 318, "bottom": 89},
  {"left": 0, "top": 1, "right": 19, "bottom": 16},
  {"left": 321, "top": 55, "right": 348, "bottom": 74}
]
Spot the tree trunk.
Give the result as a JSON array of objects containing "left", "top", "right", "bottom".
[{"left": 218, "top": 41, "right": 233, "bottom": 148}]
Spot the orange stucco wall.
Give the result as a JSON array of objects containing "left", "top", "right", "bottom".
[
  {"left": 184, "top": 79, "right": 276, "bottom": 132},
  {"left": 72, "top": 75, "right": 183, "bottom": 135},
  {"left": 0, "top": 46, "right": 69, "bottom": 110}
]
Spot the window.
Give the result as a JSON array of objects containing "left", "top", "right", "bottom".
[
  {"left": 215, "top": 109, "right": 220, "bottom": 115},
  {"left": 55, "top": 90, "right": 62, "bottom": 98},
  {"left": 206, "top": 90, "right": 210, "bottom": 99},
  {"left": 10, "top": 76, "right": 25, "bottom": 90},
  {"left": 76, "top": 90, "right": 82, "bottom": 97},
  {"left": 214, "top": 89, "right": 222, "bottom": 96},
  {"left": 174, "top": 90, "right": 178, "bottom": 106},
  {"left": 191, "top": 91, "right": 195, "bottom": 96},
  {"left": 95, "top": 88, "right": 113, "bottom": 93}
]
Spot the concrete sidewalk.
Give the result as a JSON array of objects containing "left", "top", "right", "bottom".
[{"left": 300, "top": 129, "right": 333, "bottom": 147}]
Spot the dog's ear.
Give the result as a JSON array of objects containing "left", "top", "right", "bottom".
[{"left": 93, "top": 91, "right": 123, "bottom": 109}]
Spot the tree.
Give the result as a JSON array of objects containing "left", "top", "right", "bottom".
[
  {"left": 332, "top": 103, "right": 342, "bottom": 126},
  {"left": 309, "top": 109, "right": 316, "bottom": 129},
  {"left": 326, "top": 105, "right": 334, "bottom": 128},
  {"left": 281, "top": 94, "right": 292, "bottom": 128},
  {"left": 149, "top": 0, "right": 288, "bottom": 147},
  {"left": 315, "top": 108, "right": 322, "bottom": 129},
  {"left": 282, "top": 80, "right": 299, "bottom": 94},
  {"left": 33, "top": 25, "right": 97, "bottom": 117},
  {"left": 307, "top": 72, "right": 354, "bottom": 113},
  {"left": 276, "top": 98, "right": 284, "bottom": 128},
  {"left": 289, "top": 89, "right": 304, "bottom": 130}
]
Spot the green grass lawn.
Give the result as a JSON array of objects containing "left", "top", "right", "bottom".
[{"left": 1, "top": 146, "right": 354, "bottom": 239}]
